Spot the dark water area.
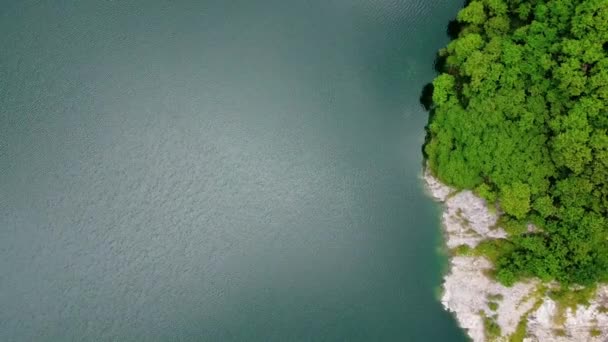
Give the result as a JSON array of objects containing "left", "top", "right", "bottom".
[{"left": 1, "top": 1, "right": 467, "bottom": 340}]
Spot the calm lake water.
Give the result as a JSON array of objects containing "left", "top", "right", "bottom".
[{"left": 1, "top": 1, "right": 467, "bottom": 340}]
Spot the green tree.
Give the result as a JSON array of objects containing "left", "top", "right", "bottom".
[
  {"left": 424, "top": 0, "right": 608, "bottom": 286},
  {"left": 457, "top": 1, "right": 487, "bottom": 25},
  {"left": 500, "top": 182, "right": 531, "bottom": 219}
]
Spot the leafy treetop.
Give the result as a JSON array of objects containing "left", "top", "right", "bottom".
[{"left": 426, "top": 0, "right": 608, "bottom": 286}]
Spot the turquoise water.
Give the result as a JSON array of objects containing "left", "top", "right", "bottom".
[{"left": 1, "top": 1, "right": 467, "bottom": 340}]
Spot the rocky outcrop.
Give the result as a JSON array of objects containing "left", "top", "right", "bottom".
[{"left": 423, "top": 167, "right": 608, "bottom": 342}]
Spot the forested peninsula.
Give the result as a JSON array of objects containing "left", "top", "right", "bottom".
[{"left": 423, "top": 0, "right": 608, "bottom": 340}]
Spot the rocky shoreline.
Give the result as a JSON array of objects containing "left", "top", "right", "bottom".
[{"left": 423, "top": 167, "right": 608, "bottom": 342}]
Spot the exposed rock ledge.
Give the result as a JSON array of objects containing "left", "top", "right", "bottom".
[{"left": 423, "top": 167, "right": 608, "bottom": 342}]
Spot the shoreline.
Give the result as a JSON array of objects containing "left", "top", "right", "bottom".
[{"left": 423, "top": 166, "right": 608, "bottom": 342}]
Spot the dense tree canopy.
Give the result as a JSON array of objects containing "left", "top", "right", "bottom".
[{"left": 425, "top": 0, "right": 608, "bottom": 286}]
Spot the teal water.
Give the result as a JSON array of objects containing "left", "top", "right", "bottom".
[{"left": 1, "top": 1, "right": 467, "bottom": 340}]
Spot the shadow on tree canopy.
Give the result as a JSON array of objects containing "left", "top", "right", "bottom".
[
  {"left": 434, "top": 53, "right": 447, "bottom": 73},
  {"left": 419, "top": 83, "right": 434, "bottom": 111},
  {"left": 447, "top": 19, "right": 464, "bottom": 40}
]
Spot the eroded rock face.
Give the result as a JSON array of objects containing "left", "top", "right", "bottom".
[
  {"left": 526, "top": 288, "right": 608, "bottom": 342},
  {"left": 422, "top": 168, "right": 608, "bottom": 342},
  {"left": 423, "top": 167, "right": 454, "bottom": 202},
  {"left": 442, "top": 191, "right": 506, "bottom": 249},
  {"left": 423, "top": 168, "right": 505, "bottom": 249},
  {"left": 443, "top": 256, "right": 538, "bottom": 341}
]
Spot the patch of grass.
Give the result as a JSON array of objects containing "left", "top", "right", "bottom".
[
  {"left": 514, "top": 284, "right": 547, "bottom": 310},
  {"left": 548, "top": 285, "right": 597, "bottom": 326},
  {"left": 480, "top": 310, "right": 501, "bottom": 340},
  {"left": 482, "top": 268, "right": 497, "bottom": 279},
  {"left": 488, "top": 293, "right": 504, "bottom": 301},
  {"left": 508, "top": 317, "right": 528, "bottom": 342},
  {"left": 598, "top": 306, "right": 608, "bottom": 314},
  {"left": 553, "top": 307, "right": 567, "bottom": 326},
  {"left": 554, "top": 329, "right": 567, "bottom": 337},
  {"left": 508, "top": 292, "right": 545, "bottom": 342},
  {"left": 488, "top": 301, "right": 499, "bottom": 311},
  {"left": 471, "top": 239, "right": 516, "bottom": 264},
  {"left": 590, "top": 328, "right": 602, "bottom": 337},
  {"left": 451, "top": 244, "right": 472, "bottom": 256}
]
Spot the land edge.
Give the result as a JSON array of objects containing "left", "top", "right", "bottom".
[{"left": 422, "top": 165, "right": 608, "bottom": 342}]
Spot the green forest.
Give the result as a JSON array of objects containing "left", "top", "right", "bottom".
[{"left": 425, "top": 0, "right": 608, "bottom": 286}]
